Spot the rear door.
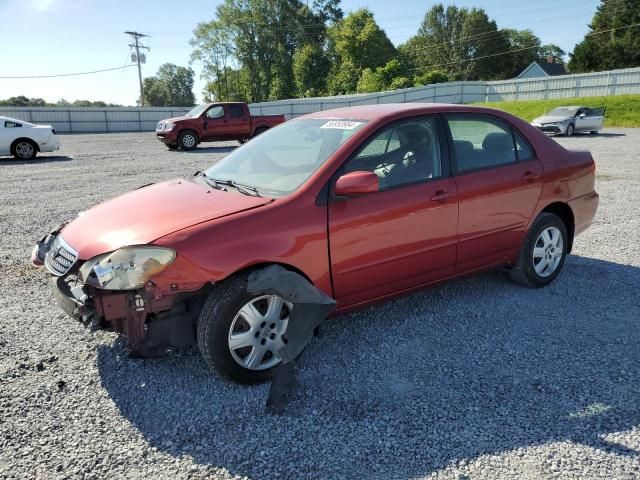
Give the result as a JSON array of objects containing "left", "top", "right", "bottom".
[
  {"left": 226, "top": 103, "right": 251, "bottom": 138},
  {"left": 445, "top": 114, "right": 544, "bottom": 273},
  {"left": 328, "top": 116, "right": 459, "bottom": 308}
]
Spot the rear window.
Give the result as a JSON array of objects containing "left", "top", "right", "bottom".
[
  {"left": 447, "top": 115, "right": 517, "bottom": 173},
  {"left": 228, "top": 104, "right": 245, "bottom": 118}
]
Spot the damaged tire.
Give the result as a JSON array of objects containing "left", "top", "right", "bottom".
[{"left": 198, "top": 273, "right": 293, "bottom": 383}]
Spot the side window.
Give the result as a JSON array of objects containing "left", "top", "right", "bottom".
[
  {"left": 513, "top": 131, "right": 534, "bottom": 162},
  {"left": 447, "top": 116, "right": 516, "bottom": 173},
  {"left": 4, "top": 121, "right": 22, "bottom": 128},
  {"left": 228, "top": 104, "right": 244, "bottom": 118},
  {"left": 206, "top": 106, "right": 224, "bottom": 119},
  {"left": 344, "top": 117, "right": 442, "bottom": 190}
]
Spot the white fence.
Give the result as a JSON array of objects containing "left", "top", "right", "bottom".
[
  {"left": 2, "top": 67, "right": 639, "bottom": 133},
  {"left": 0, "top": 106, "right": 192, "bottom": 134}
]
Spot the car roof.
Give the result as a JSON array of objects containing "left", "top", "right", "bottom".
[{"left": 300, "top": 103, "right": 509, "bottom": 122}]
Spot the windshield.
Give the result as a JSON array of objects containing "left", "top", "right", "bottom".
[
  {"left": 547, "top": 107, "right": 579, "bottom": 117},
  {"left": 205, "top": 118, "right": 367, "bottom": 197},
  {"left": 185, "top": 104, "right": 209, "bottom": 118}
]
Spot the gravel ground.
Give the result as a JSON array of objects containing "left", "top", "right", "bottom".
[{"left": 1, "top": 130, "right": 639, "bottom": 480}]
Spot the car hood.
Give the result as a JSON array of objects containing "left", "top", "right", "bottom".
[
  {"left": 533, "top": 115, "right": 572, "bottom": 124},
  {"left": 161, "top": 116, "right": 190, "bottom": 123},
  {"left": 60, "top": 179, "right": 272, "bottom": 260}
]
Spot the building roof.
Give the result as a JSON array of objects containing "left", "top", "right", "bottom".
[{"left": 517, "top": 61, "right": 568, "bottom": 78}]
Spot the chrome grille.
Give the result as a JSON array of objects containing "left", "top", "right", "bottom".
[{"left": 44, "top": 236, "right": 78, "bottom": 276}]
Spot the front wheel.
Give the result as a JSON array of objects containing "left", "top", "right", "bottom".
[
  {"left": 178, "top": 130, "right": 199, "bottom": 151},
  {"left": 197, "top": 274, "right": 293, "bottom": 383},
  {"left": 565, "top": 123, "right": 575, "bottom": 137},
  {"left": 509, "top": 213, "right": 568, "bottom": 288}
]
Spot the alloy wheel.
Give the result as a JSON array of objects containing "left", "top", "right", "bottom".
[
  {"left": 228, "top": 295, "right": 292, "bottom": 370},
  {"left": 182, "top": 134, "right": 196, "bottom": 148},
  {"left": 532, "top": 226, "right": 563, "bottom": 278},
  {"left": 16, "top": 142, "right": 35, "bottom": 159}
]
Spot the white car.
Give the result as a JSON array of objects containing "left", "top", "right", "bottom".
[
  {"left": 0, "top": 116, "right": 60, "bottom": 160},
  {"left": 531, "top": 106, "right": 606, "bottom": 136}
]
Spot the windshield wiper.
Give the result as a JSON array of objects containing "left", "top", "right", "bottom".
[{"left": 193, "top": 171, "right": 261, "bottom": 197}]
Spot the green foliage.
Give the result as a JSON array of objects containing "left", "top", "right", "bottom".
[
  {"left": 328, "top": 9, "right": 395, "bottom": 71},
  {"left": 474, "top": 94, "right": 640, "bottom": 128},
  {"left": 326, "top": 60, "right": 360, "bottom": 95},
  {"left": 414, "top": 70, "right": 450, "bottom": 86},
  {"left": 0, "top": 96, "right": 47, "bottom": 107},
  {"left": 356, "top": 68, "right": 384, "bottom": 93},
  {"left": 0, "top": 96, "right": 120, "bottom": 107},
  {"left": 293, "top": 44, "right": 330, "bottom": 97},
  {"left": 569, "top": 0, "right": 640, "bottom": 72},
  {"left": 143, "top": 63, "right": 196, "bottom": 107}
]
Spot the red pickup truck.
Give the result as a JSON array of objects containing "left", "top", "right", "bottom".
[{"left": 155, "top": 102, "right": 286, "bottom": 150}]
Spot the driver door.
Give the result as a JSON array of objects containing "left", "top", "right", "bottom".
[
  {"left": 201, "top": 105, "right": 226, "bottom": 140},
  {"left": 328, "top": 116, "right": 459, "bottom": 308}
]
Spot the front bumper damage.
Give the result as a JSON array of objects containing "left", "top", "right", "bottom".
[{"left": 33, "top": 232, "right": 199, "bottom": 356}]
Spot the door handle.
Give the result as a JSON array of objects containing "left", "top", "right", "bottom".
[
  {"left": 429, "top": 189, "right": 455, "bottom": 202},
  {"left": 521, "top": 171, "right": 541, "bottom": 182}
]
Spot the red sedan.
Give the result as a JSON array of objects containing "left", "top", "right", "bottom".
[{"left": 32, "top": 104, "right": 598, "bottom": 383}]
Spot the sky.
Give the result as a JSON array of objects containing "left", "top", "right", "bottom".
[{"left": 0, "top": 0, "right": 602, "bottom": 106}]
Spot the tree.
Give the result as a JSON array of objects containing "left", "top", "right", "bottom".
[
  {"left": 414, "top": 70, "right": 450, "bottom": 86},
  {"left": 293, "top": 44, "right": 329, "bottom": 97},
  {"left": 569, "top": 0, "right": 640, "bottom": 72},
  {"left": 326, "top": 60, "right": 360, "bottom": 95},
  {"left": 401, "top": 4, "right": 510, "bottom": 81},
  {"left": 328, "top": 9, "right": 395, "bottom": 71},
  {"left": 356, "top": 68, "right": 384, "bottom": 93},
  {"left": 0, "top": 96, "right": 47, "bottom": 107},
  {"left": 142, "top": 63, "right": 195, "bottom": 107}
]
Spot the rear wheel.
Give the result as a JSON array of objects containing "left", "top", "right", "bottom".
[
  {"left": 12, "top": 139, "right": 37, "bottom": 160},
  {"left": 178, "top": 130, "right": 198, "bottom": 150},
  {"left": 253, "top": 127, "right": 268, "bottom": 138},
  {"left": 509, "top": 212, "right": 568, "bottom": 288},
  {"left": 197, "top": 273, "right": 293, "bottom": 383}
]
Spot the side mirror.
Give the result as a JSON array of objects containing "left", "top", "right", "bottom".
[{"left": 334, "top": 171, "right": 379, "bottom": 196}]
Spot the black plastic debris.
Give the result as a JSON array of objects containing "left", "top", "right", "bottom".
[{"left": 247, "top": 265, "right": 336, "bottom": 413}]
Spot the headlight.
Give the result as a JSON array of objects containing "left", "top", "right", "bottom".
[
  {"left": 164, "top": 123, "right": 174, "bottom": 132},
  {"left": 78, "top": 247, "right": 176, "bottom": 290}
]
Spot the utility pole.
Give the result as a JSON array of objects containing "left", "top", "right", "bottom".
[{"left": 125, "top": 31, "right": 150, "bottom": 106}]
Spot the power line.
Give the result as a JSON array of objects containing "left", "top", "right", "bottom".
[{"left": 0, "top": 65, "right": 135, "bottom": 79}]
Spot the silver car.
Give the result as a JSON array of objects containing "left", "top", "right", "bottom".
[{"left": 531, "top": 106, "right": 606, "bottom": 136}]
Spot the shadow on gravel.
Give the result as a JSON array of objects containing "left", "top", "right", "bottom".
[
  {"left": 168, "top": 146, "right": 238, "bottom": 154},
  {"left": 97, "top": 255, "right": 640, "bottom": 479},
  {"left": 0, "top": 155, "right": 73, "bottom": 166}
]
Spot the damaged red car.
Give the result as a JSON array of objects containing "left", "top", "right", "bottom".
[{"left": 32, "top": 104, "right": 599, "bottom": 383}]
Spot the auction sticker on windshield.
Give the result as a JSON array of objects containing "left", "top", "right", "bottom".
[{"left": 320, "top": 120, "right": 363, "bottom": 130}]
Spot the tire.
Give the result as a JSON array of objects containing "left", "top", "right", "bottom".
[
  {"left": 12, "top": 139, "right": 38, "bottom": 160},
  {"left": 252, "top": 127, "right": 268, "bottom": 138},
  {"left": 509, "top": 212, "right": 568, "bottom": 288},
  {"left": 197, "top": 273, "right": 293, "bottom": 384},
  {"left": 167, "top": 144, "right": 179, "bottom": 150},
  {"left": 565, "top": 123, "right": 574, "bottom": 137},
  {"left": 590, "top": 131, "right": 598, "bottom": 135},
  {"left": 178, "top": 130, "right": 198, "bottom": 150}
]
